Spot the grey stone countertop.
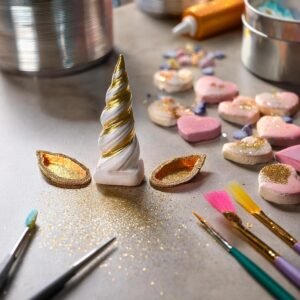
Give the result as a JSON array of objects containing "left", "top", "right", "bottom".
[{"left": 0, "top": 3, "right": 299, "bottom": 300}]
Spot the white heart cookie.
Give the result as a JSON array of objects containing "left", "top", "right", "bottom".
[
  {"left": 154, "top": 69, "right": 193, "bottom": 93},
  {"left": 223, "top": 136, "right": 273, "bottom": 165},
  {"left": 255, "top": 92, "right": 299, "bottom": 116},
  {"left": 259, "top": 163, "right": 300, "bottom": 205},
  {"left": 148, "top": 97, "right": 191, "bottom": 127}
]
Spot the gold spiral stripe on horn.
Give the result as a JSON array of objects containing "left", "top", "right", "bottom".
[
  {"left": 102, "top": 129, "right": 135, "bottom": 158},
  {"left": 101, "top": 108, "right": 133, "bottom": 136}
]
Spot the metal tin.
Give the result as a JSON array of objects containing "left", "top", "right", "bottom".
[
  {"left": 241, "top": 15, "right": 300, "bottom": 84},
  {"left": 245, "top": 0, "right": 300, "bottom": 42},
  {"left": 0, "top": 0, "right": 113, "bottom": 76},
  {"left": 136, "top": 0, "right": 199, "bottom": 16}
]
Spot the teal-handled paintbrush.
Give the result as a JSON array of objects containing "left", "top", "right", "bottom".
[
  {"left": 193, "top": 212, "right": 295, "bottom": 300},
  {"left": 0, "top": 209, "right": 38, "bottom": 291}
]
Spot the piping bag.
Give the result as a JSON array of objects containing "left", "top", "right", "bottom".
[{"left": 173, "top": 0, "right": 244, "bottom": 40}]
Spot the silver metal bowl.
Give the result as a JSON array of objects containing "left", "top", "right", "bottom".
[
  {"left": 245, "top": 0, "right": 300, "bottom": 42},
  {"left": 135, "top": 0, "right": 199, "bottom": 16},
  {"left": 0, "top": 0, "right": 113, "bottom": 76},
  {"left": 241, "top": 15, "right": 300, "bottom": 84}
]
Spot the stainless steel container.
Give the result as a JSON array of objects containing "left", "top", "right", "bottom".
[
  {"left": 0, "top": 0, "right": 113, "bottom": 76},
  {"left": 136, "top": 0, "right": 199, "bottom": 16},
  {"left": 245, "top": 0, "right": 300, "bottom": 42},
  {"left": 241, "top": 15, "right": 300, "bottom": 84}
]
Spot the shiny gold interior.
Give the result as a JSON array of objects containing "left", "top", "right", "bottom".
[
  {"left": 37, "top": 150, "right": 91, "bottom": 189},
  {"left": 150, "top": 154, "right": 206, "bottom": 188}
]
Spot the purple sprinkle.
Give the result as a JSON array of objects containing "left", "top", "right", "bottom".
[
  {"left": 214, "top": 51, "right": 226, "bottom": 59},
  {"left": 194, "top": 45, "right": 202, "bottom": 52},
  {"left": 242, "top": 124, "right": 253, "bottom": 136},
  {"left": 282, "top": 115, "right": 293, "bottom": 123},
  {"left": 199, "top": 52, "right": 215, "bottom": 68},
  {"left": 159, "top": 63, "right": 170, "bottom": 70},
  {"left": 194, "top": 102, "right": 207, "bottom": 115},
  {"left": 202, "top": 67, "right": 215, "bottom": 75},
  {"left": 233, "top": 130, "right": 248, "bottom": 140},
  {"left": 163, "top": 50, "right": 177, "bottom": 59}
]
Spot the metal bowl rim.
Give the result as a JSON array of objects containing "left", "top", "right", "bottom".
[{"left": 245, "top": 0, "right": 300, "bottom": 24}]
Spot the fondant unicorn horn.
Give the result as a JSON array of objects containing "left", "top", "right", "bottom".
[{"left": 94, "top": 54, "right": 144, "bottom": 186}]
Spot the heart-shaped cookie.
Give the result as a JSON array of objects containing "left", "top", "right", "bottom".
[
  {"left": 177, "top": 115, "right": 221, "bottom": 142},
  {"left": 218, "top": 96, "right": 260, "bottom": 125},
  {"left": 275, "top": 145, "right": 300, "bottom": 172},
  {"left": 148, "top": 97, "right": 191, "bottom": 127},
  {"left": 255, "top": 92, "right": 299, "bottom": 116},
  {"left": 259, "top": 163, "right": 300, "bottom": 205},
  {"left": 154, "top": 69, "right": 193, "bottom": 93},
  {"left": 257, "top": 116, "right": 300, "bottom": 147},
  {"left": 223, "top": 136, "right": 273, "bottom": 165},
  {"left": 194, "top": 76, "right": 239, "bottom": 104}
]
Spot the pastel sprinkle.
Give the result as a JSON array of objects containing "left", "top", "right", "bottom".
[
  {"left": 194, "top": 102, "right": 207, "bottom": 116},
  {"left": 163, "top": 50, "right": 177, "bottom": 59},
  {"left": 214, "top": 51, "right": 226, "bottom": 59},
  {"left": 282, "top": 115, "right": 293, "bottom": 123},
  {"left": 202, "top": 67, "right": 215, "bottom": 75},
  {"left": 233, "top": 130, "right": 248, "bottom": 140}
]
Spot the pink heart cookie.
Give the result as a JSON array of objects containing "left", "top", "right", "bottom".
[
  {"left": 177, "top": 115, "right": 221, "bottom": 142},
  {"left": 255, "top": 92, "right": 299, "bottom": 116},
  {"left": 259, "top": 163, "right": 300, "bottom": 205},
  {"left": 218, "top": 96, "right": 260, "bottom": 125},
  {"left": 194, "top": 76, "right": 239, "bottom": 104},
  {"left": 275, "top": 145, "right": 300, "bottom": 172},
  {"left": 257, "top": 116, "right": 300, "bottom": 147}
]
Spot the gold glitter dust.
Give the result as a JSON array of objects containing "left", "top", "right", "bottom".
[
  {"left": 261, "top": 164, "right": 291, "bottom": 184},
  {"left": 206, "top": 243, "right": 210, "bottom": 247},
  {"left": 237, "top": 137, "right": 265, "bottom": 150},
  {"left": 36, "top": 182, "right": 192, "bottom": 284},
  {"left": 150, "top": 281, "right": 155, "bottom": 286},
  {"left": 246, "top": 222, "right": 253, "bottom": 229},
  {"left": 160, "top": 291, "right": 164, "bottom": 296}
]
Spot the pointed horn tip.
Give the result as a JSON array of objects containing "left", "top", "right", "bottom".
[{"left": 115, "top": 54, "right": 126, "bottom": 70}]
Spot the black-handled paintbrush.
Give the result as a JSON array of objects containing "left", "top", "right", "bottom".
[
  {"left": 30, "top": 237, "right": 116, "bottom": 300},
  {"left": 0, "top": 209, "right": 38, "bottom": 292}
]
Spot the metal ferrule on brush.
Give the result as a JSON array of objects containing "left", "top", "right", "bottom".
[
  {"left": 254, "top": 211, "right": 297, "bottom": 248},
  {"left": 201, "top": 221, "right": 232, "bottom": 252},
  {"left": 224, "top": 212, "right": 279, "bottom": 262}
]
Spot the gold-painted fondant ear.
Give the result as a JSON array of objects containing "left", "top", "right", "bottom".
[
  {"left": 36, "top": 150, "right": 91, "bottom": 189},
  {"left": 150, "top": 154, "right": 206, "bottom": 188}
]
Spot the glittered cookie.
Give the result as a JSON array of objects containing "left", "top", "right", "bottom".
[
  {"left": 255, "top": 92, "right": 299, "bottom": 116},
  {"left": 257, "top": 116, "right": 300, "bottom": 147},
  {"left": 194, "top": 76, "right": 239, "bottom": 104},
  {"left": 154, "top": 69, "right": 193, "bottom": 93},
  {"left": 259, "top": 163, "right": 300, "bottom": 205},
  {"left": 223, "top": 136, "right": 273, "bottom": 165},
  {"left": 218, "top": 96, "right": 260, "bottom": 125},
  {"left": 148, "top": 97, "right": 192, "bottom": 127}
]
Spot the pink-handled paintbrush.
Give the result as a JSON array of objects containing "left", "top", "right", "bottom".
[{"left": 204, "top": 190, "right": 300, "bottom": 289}]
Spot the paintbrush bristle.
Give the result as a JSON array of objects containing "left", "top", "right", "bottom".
[
  {"left": 192, "top": 211, "right": 206, "bottom": 225},
  {"left": 204, "top": 190, "right": 236, "bottom": 214},
  {"left": 25, "top": 209, "right": 38, "bottom": 229},
  {"left": 228, "top": 181, "right": 261, "bottom": 214}
]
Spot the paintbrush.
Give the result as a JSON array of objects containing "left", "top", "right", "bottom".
[
  {"left": 192, "top": 212, "right": 295, "bottom": 300},
  {"left": 204, "top": 190, "right": 300, "bottom": 289},
  {"left": 30, "top": 237, "right": 116, "bottom": 300},
  {"left": 0, "top": 209, "right": 38, "bottom": 292},
  {"left": 228, "top": 181, "right": 300, "bottom": 255}
]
